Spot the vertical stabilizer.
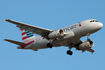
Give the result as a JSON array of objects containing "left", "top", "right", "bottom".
[{"left": 21, "top": 29, "right": 35, "bottom": 43}]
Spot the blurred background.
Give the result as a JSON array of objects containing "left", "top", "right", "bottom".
[{"left": 0, "top": 0, "right": 105, "bottom": 70}]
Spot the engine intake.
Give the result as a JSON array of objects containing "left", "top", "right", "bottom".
[{"left": 77, "top": 40, "right": 94, "bottom": 50}]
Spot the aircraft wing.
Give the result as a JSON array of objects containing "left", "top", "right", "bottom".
[
  {"left": 4, "top": 19, "right": 52, "bottom": 36},
  {"left": 87, "top": 49, "right": 95, "bottom": 53},
  {"left": 4, "top": 39, "right": 25, "bottom": 46}
]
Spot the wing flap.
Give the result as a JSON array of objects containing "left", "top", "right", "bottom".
[
  {"left": 5, "top": 19, "right": 52, "bottom": 35},
  {"left": 4, "top": 39, "right": 25, "bottom": 46}
]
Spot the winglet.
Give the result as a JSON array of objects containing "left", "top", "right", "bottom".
[
  {"left": 3, "top": 19, "right": 6, "bottom": 22},
  {"left": 3, "top": 19, "right": 11, "bottom": 22}
]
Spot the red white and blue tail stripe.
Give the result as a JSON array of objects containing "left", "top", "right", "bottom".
[{"left": 21, "top": 29, "right": 35, "bottom": 43}]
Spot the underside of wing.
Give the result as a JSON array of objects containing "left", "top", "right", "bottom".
[
  {"left": 4, "top": 19, "right": 52, "bottom": 36},
  {"left": 53, "top": 37, "right": 83, "bottom": 47},
  {"left": 67, "top": 38, "right": 83, "bottom": 47},
  {"left": 87, "top": 49, "right": 95, "bottom": 53}
]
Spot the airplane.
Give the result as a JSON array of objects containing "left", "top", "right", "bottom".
[{"left": 4, "top": 19, "right": 103, "bottom": 55}]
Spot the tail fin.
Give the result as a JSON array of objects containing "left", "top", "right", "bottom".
[{"left": 21, "top": 29, "right": 35, "bottom": 43}]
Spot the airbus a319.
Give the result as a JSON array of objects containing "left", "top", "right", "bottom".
[{"left": 4, "top": 19, "right": 103, "bottom": 55}]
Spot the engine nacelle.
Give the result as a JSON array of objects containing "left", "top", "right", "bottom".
[
  {"left": 48, "top": 29, "right": 64, "bottom": 38},
  {"left": 78, "top": 40, "right": 94, "bottom": 50}
]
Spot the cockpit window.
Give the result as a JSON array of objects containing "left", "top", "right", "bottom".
[{"left": 90, "top": 20, "right": 98, "bottom": 22}]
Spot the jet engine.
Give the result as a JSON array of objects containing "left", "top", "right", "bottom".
[
  {"left": 77, "top": 40, "right": 94, "bottom": 50},
  {"left": 48, "top": 29, "right": 64, "bottom": 39}
]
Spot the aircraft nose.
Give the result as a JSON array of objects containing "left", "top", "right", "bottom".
[{"left": 98, "top": 22, "right": 103, "bottom": 29}]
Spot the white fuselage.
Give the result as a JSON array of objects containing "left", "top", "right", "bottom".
[{"left": 23, "top": 19, "right": 103, "bottom": 51}]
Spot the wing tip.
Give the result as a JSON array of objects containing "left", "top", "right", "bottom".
[
  {"left": 4, "top": 39, "right": 7, "bottom": 41},
  {"left": 4, "top": 39, "right": 9, "bottom": 41},
  {"left": 3, "top": 19, "right": 6, "bottom": 22},
  {"left": 3, "top": 19, "right": 11, "bottom": 22}
]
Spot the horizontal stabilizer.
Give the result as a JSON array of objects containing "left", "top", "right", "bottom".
[{"left": 4, "top": 39, "right": 25, "bottom": 46}]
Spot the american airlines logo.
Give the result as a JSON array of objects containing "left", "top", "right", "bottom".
[{"left": 78, "top": 22, "right": 82, "bottom": 27}]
